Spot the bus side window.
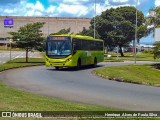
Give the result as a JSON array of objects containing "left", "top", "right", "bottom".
[
  {"left": 90, "top": 41, "right": 95, "bottom": 50},
  {"left": 73, "top": 38, "right": 81, "bottom": 50},
  {"left": 81, "top": 40, "right": 89, "bottom": 50},
  {"left": 96, "top": 41, "right": 103, "bottom": 50}
]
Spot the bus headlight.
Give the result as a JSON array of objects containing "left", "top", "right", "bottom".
[{"left": 66, "top": 58, "right": 71, "bottom": 63}]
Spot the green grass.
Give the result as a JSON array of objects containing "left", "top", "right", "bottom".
[
  {"left": 105, "top": 52, "right": 160, "bottom": 62},
  {"left": 0, "top": 58, "right": 45, "bottom": 71},
  {"left": 0, "top": 83, "right": 118, "bottom": 120},
  {"left": 0, "top": 82, "right": 114, "bottom": 111},
  {"left": 0, "top": 57, "right": 160, "bottom": 120},
  {"left": 0, "top": 58, "right": 114, "bottom": 111},
  {"left": 93, "top": 64, "right": 160, "bottom": 86}
]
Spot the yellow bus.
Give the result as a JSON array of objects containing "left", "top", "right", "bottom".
[{"left": 45, "top": 34, "right": 104, "bottom": 70}]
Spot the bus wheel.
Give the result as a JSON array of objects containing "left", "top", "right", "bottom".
[
  {"left": 93, "top": 58, "right": 97, "bottom": 67},
  {"left": 76, "top": 59, "right": 81, "bottom": 70},
  {"left": 55, "top": 67, "right": 59, "bottom": 70}
]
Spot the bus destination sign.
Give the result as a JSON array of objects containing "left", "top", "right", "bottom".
[{"left": 50, "top": 36, "right": 70, "bottom": 40}]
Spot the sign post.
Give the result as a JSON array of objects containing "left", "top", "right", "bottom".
[
  {"left": 4, "top": 17, "right": 14, "bottom": 58},
  {"left": 9, "top": 39, "right": 12, "bottom": 61}
]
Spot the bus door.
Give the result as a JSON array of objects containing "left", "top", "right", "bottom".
[{"left": 86, "top": 51, "right": 92, "bottom": 65}]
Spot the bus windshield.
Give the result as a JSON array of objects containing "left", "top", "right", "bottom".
[{"left": 47, "top": 40, "right": 72, "bottom": 57}]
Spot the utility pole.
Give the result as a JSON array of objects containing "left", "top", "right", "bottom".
[
  {"left": 9, "top": 39, "right": 12, "bottom": 61},
  {"left": 45, "top": 15, "right": 49, "bottom": 36},
  {"left": 47, "top": 16, "right": 49, "bottom": 36},
  {"left": 94, "top": 0, "right": 96, "bottom": 39},
  {"left": 134, "top": 0, "right": 138, "bottom": 64}
]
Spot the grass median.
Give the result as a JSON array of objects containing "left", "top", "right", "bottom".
[
  {"left": 105, "top": 52, "right": 160, "bottom": 62},
  {"left": 0, "top": 82, "right": 114, "bottom": 111},
  {"left": 93, "top": 64, "right": 160, "bottom": 87},
  {"left": 0, "top": 58, "right": 45, "bottom": 71},
  {"left": 0, "top": 58, "right": 159, "bottom": 120},
  {"left": 0, "top": 58, "right": 119, "bottom": 119},
  {"left": 0, "top": 58, "right": 115, "bottom": 111}
]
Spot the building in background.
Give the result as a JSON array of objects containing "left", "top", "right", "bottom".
[
  {"left": 0, "top": 16, "right": 91, "bottom": 38},
  {"left": 0, "top": 16, "right": 91, "bottom": 49},
  {"left": 155, "top": 28, "right": 160, "bottom": 42}
]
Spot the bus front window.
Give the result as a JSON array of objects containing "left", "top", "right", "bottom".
[{"left": 47, "top": 40, "right": 71, "bottom": 57}]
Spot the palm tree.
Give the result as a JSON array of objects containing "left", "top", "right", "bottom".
[
  {"left": 153, "top": 41, "right": 160, "bottom": 59},
  {"left": 146, "top": 7, "right": 160, "bottom": 36}
]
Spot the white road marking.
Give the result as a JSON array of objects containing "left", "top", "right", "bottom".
[{"left": 15, "top": 53, "right": 25, "bottom": 58}]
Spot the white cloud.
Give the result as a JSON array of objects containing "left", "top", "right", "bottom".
[
  {"left": 22, "top": 1, "right": 45, "bottom": 16},
  {"left": 112, "top": 0, "right": 129, "bottom": 3},
  {"left": 63, "top": 0, "right": 89, "bottom": 3},
  {"left": 48, "top": 0, "right": 90, "bottom": 5},
  {"left": 106, "top": 3, "right": 131, "bottom": 10},
  {"left": 57, "top": 3, "right": 89, "bottom": 16},
  {"left": 99, "top": 0, "right": 132, "bottom": 15},
  {"left": 26, "top": 1, "right": 45, "bottom": 13},
  {"left": 137, "top": 0, "right": 141, "bottom": 6},
  {"left": 155, "top": 0, "right": 160, "bottom": 6},
  {"left": 34, "top": 11, "right": 43, "bottom": 16},
  {"left": 94, "top": 3, "right": 107, "bottom": 15},
  {"left": 4, "top": 9, "right": 14, "bottom": 14},
  {"left": 0, "top": 0, "right": 150, "bottom": 18},
  {"left": 0, "top": 0, "right": 46, "bottom": 16},
  {"left": 46, "top": 5, "right": 56, "bottom": 13},
  {"left": 34, "top": 1, "right": 45, "bottom": 12},
  {"left": 105, "top": 0, "right": 110, "bottom": 6},
  {"left": 26, "top": 10, "right": 35, "bottom": 16}
]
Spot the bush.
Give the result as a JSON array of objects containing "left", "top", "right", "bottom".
[
  {"left": 152, "top": 64, "right": 160, "bottom": 69},
  {"left": 153, "top": 41, "right": 160, "bottom": 59},
  {"left": 142, "top": 49, "right": 153, "bottom": 54}
]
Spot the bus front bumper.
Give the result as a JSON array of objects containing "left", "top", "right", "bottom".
[{"left": 45, "top": 56, "right": 75, "bottom": 67}]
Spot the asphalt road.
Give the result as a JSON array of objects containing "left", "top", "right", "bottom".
[
  {"left": 0, "top": 61, "right": 160, "bottom": 110},
  {"left": 0, "top": 51, "right": 42, "bottom": 64}
]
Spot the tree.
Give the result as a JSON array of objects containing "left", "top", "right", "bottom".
[
  {"left": 78, "top": 27, "right": 100, "bottom": 38},
  {"left": 153, "top": 41, "right": 160, "bottom": 59},
  {"left": 78, "top": 27, "right": 92, "bottom": 36},
  {"left": 9, "top": 22, "right": 45, "bottom": 62},
  {"left": 146, "top": 7, "right": 160, "bottom": 37},
  {"left": 83, "top": 6, "right": 146, "bottom": 56},
  {"left": 50, "top": 28, "right": 71, "bottom": 35},
  {"left": 146, "top": 7, "right": 160, "bottom": 28}
]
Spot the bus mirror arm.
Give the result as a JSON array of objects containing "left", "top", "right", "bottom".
[{"left": 73, "top": 49, "right": 77, "bottom": 54}]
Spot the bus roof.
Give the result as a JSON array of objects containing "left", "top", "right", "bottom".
[{"left": 49, "top": 34, "right": 103, "bottom": 42}]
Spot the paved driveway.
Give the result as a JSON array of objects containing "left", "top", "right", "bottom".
[
  {"left": 1, "top": 61, "right": 160, "bottom": 110},
  {"left": 0, "top": 51, "right": 42, "bottom": 64}
]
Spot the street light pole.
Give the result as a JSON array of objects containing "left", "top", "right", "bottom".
[
  {"left": 45, "top": 15, "right": 49, "bottom": 36},
  {"left": 94, "top": 0, "right": 96, "bottom": 39},
  {"left": 9, "top": 39, "right": 12, "bottom": 61},
  {"left": 47, "top": 16, "right": 49, "bottom": 36},
  {"left": 134, "top": 0, "right": 138, "bottom": 64},
  {"left": 48, "top": 15, "right": 49, "bottom": 36}
]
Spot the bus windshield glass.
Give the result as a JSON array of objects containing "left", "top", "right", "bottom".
[{"left": 47, "top": 36, "right": 72, "bottom": 57}]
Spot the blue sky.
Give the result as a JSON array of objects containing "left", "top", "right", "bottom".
[
  {"left": 0, "top": 0, "right": 159, "bottom": 17},
  {"left": 0, "top": 0, "right": 160, "bottom": 44}
]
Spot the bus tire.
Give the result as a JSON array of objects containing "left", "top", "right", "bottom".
[
  {"left": 93, "top": 57, "right": 97, "bottom": 67},
  {"left": 76, "top": 59, "right": 81, "bottom": 70},
  {"left": 55, "top": 67, "right": 59, "bottom": 70}
]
